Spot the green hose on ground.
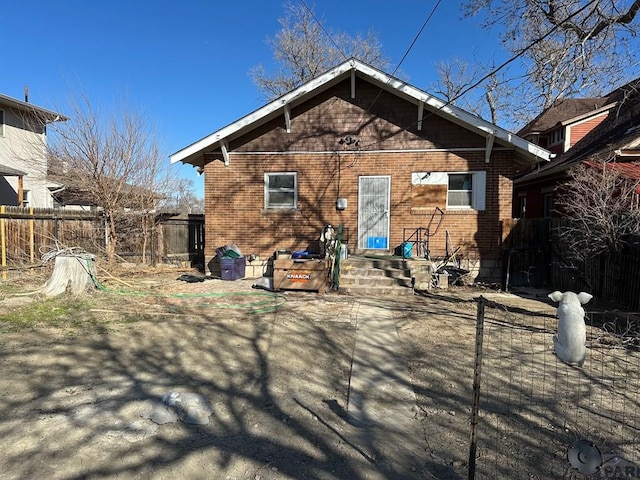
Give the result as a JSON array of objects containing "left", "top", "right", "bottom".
[{"left": 89, "top": 265, "right": 286, "bottom": 314}]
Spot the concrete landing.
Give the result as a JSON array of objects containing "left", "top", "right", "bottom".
[{"left": 347, "top": 300, "right": 434, "bottom": 479}]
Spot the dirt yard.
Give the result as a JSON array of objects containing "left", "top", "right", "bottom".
[{"left": 1, "top": 266, "right": 638, "bottom": 479}]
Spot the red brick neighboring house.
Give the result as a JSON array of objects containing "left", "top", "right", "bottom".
[
  {"left": 171, "top": 59, "right": 551, "bottom": 280},
  {"left": 514, "top": 79, "right": 640, "bottom": 218}
]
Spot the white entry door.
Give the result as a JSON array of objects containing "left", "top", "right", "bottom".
[{"left": 358, "top": 175, "right": 391, "bottom": 250}]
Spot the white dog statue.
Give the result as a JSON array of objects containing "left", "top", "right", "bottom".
[{"left": 548, "top": 291, "right": 593, "bottom": 367}]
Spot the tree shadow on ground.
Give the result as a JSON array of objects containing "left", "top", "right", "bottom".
[
  {"left": 394, "top": 292, "right": 640, "bottom": 479},
  {"left": 0, "top": 285, "right": 435, "bottom": 479}
]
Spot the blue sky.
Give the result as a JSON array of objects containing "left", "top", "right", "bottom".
[{"left": 3, "top": 1, "right": 503, "bottom": 198}]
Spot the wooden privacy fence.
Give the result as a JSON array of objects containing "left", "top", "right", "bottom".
[
  {"left": 503, "top": 218, "right": 640, "bottom": 310},
  {"left": 0, "top": 207, "right": 204, "bottom": 277},
  {"left": 0, "top": 206, "right": 103, "bottom": 275},
  {"left": 157, "top": 214, "right": 204, "bottom": 266}
]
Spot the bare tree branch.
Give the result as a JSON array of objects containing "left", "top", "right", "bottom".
[
  {"left": 454, "top": 0, "right": 640, "bottom": 128},
  {"left": 48, "top": 94, "right": 174, "bottom": 263},
  {"left": 250, "top": 1, "right": 390, "bottom": 100},
  {"left": 557, "top": 162, "right": 640, "bottom": 262}
]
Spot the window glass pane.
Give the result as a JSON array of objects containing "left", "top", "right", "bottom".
[
  {"left": 448, "top": 191, "right": 472, "bottom": 206},
  {"left": 266, "top": 172, "right": 296, "bottom": 208},
  {"left": 269, "top": 174, "right": 294, "bottom": 190},
  {"left": 269, "top": 191, "right": 295, "bottom": 206},
  {"left": 449, "top": 174, "right": 472, "bottom": 190}
]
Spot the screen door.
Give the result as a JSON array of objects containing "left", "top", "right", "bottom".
[{"left": 357, "top": 175, "right": 391, "bottom": 250}]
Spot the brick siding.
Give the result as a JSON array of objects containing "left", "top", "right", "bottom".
[{"left": 203, "top": 78, "right": 518, "bottom": 269}]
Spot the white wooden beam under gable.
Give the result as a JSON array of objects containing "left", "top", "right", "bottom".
[
  {"left": 283, "top": 104, "right": 291, "bottom": 134},
  {"left": 351, "top": 69, "right": 356, "bottom": 99},
  {"left": 485, "top": 134, "right": 495, "bottom": 163},
  {"left": 170, "top": 58, "right": 552, "bottom": 167},
  {"left": 220, "top": 139, "right": 229, "bottom": 166}
]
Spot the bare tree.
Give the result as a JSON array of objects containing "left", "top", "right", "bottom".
[
  {"left": 159, "top": 178, "right": 204, "bottom": 214},
  {"left": 433, "top": 58, "right": 510, "bottom": 124},
  {"left": 557, "top": 162, "right": 640, "bottom": 262},
  {"left": 439, "top": 1, "right": 640, "bottom": 129},
  {"left": 250, "top": 1, "right": 390, "bottom": 99},
  {"left": 48, "top": 94, "right": 173, "bottom": 263}
]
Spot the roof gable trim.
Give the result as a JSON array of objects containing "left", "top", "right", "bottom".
[{"left": 170, "top": 58, "right": 551, "bottom": 165}]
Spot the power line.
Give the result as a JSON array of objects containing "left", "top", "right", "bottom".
[
  {"left": 445, "top": 0, "right": 601, "bottom": 108},
  {"left": 299, "top": 0, "right": 601, "bottom": 152},
  {"left": 355, "top": 0, "right": 443, "bottom": 132},
  {"left": 299, "top": 0, "right": 349, "bottom": 62},
  {"left": 393, "top": 0, "right": 443, "bottom": 76},
  {"left": 358, "top": 0, "right": 602, "bottom": 150}
]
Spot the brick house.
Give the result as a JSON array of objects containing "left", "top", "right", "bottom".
[
  {"left": 171, "top": 59, "right": 550, "bottom": 280},
  {"left": 514, "top": 79, "right": 640, "bottom": 218}
]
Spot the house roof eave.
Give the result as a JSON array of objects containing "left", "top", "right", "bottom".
[
  {"left": 0, "top": 93, "right": 68, "bottom": 123},
  {"left": 170, "top": 58, "right": 551, "bottom": 166},
  {"left": 560, "top": 102, "right": 616, "bottom": 128},
  {"left": 0, "top": 163, "right": 28, "bottom": 176}
]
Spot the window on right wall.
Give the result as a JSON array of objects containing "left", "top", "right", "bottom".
[
  {"left": 447, "top": 173, "right": 473, "bottom": 208},
  {"left": 411, "top": 171, "right": 486, "bottom": 210}
]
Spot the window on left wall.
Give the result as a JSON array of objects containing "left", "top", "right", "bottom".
[
  {"left": 265, "top": 172, "right": 297, "bottom": 209},
  {"left": 0, "top": 110, "right": 5, "bottom": 137}
]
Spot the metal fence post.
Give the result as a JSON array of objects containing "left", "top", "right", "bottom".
[{"left": 468, "top": 295, "right": 486, "bottom": 480}]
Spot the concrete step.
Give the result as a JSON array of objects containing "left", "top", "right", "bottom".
[
  {"left": 337, "top": 255, "right": 416, "bottom": 296},
  {"left": 338, "top": 283, "right": 415, "bottom": 296},
  {"left": 340, "top": 272, "right": 413, "bottom": 288},
  {"left": 341, "top": 256, "right": 409, "bottom": 271}
]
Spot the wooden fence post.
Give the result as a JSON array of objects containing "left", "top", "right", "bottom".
[
  {"left": 1, "top": 205, "right": 6, "bottom": 280},
  {"left": 29, "top": 206, "right": 34, "bottom": 264}
]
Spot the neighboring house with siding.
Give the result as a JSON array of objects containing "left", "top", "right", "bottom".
[
  {"left": 171, "top": 59, "right": 551, "bottom": 281},
  {"left": 514, "top": 79, "right": 640, "bottom": 218},
  {"left": 0, "top": 93, "right": 66, "bottom": 207},
  {"left": 518, "top": 98, "right": 612, "bottom": 156}
]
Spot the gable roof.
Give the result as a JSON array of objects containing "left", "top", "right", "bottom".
[
  {"left": 518, "top": 98, "right": 610, "bottom": 136},
  {"left": 171, "top": 58, "right": 551, "bottom": 168},
  {"left": 0, "top": 93, "right": 67, "bottom": 123},
  {"left": 516, "top": 77, "right": 640, "bottom": 185}
]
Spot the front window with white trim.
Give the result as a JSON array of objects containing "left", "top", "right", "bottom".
[
  {"left": 265, "top": 172, "right": 297, "bottom": 209},
  {"left": 447, "top": 173, "right": 473, "bottom": 208}
]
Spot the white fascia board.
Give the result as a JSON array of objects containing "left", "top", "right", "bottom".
[
  {"left": 561, "top": 102, "right": 616, "bottom": 127},
  {"left": 0, "top": 93, "right": 68, "bottom": 122},
  {"left": 170, "top": 62, "right": 356, "bottom": 164},
  {"left": 352, "top": 61, "right": 551, "bottom": 162}
]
